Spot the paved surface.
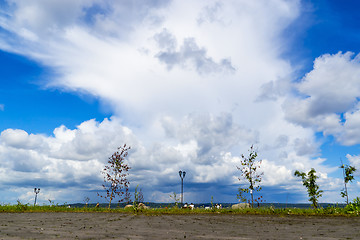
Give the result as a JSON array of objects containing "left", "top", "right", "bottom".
[{"left": 0, "top": 212, "right": 358, "bottom": 239}]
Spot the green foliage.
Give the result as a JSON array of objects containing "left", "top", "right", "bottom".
[
  {"left": 169, "top": 192, "right": 180, "bottom": 208},
  {"left": 209, "top": 196, "right": 218, "bottom": 212},
  {"left": 344, "top": 165, "right": 356, "bottom": 183},
  {"left": 132, "top": 185, "right": 144, "bottom": 213},
  {"left": 16, "top": 200, "right": 28, "bottom": 212},
  {"left": 294, "top": 168, "right": 323, "bottom": 208},
  {"left": 98, "top": 144, "right": 131, "bottom": 209},
  {"left": 237, "top": 188, "right": 248, "bottom": 203},
  {"left": 237, "top": 145, "right": 263, "bottom": 207},
  {"left": 344, "top": 197, "right": 360, "bottom": 215},
  {"left": 340, "top": 162, "right": 356, "bottom": 204}
]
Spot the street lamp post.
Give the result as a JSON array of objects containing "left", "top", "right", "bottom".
[
  {"left": 34, "top": 188, "right": 40, "bottom": 206},
  {"left": 179, "top": 170, "right": 186, "bottom": 205}
]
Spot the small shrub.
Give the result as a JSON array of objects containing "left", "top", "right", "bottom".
[
  {"left": 294, "top": 168, "right": 323, "bottom": 208},
  {"left": 16, "top": 200, "right": 28, "bottom": 212},
  {"left": 344, "top": 197, "right": 360, "bottom": 215},
  {"left": 132, "top": 185, "right": 144, "bottom": 213},
  {"left": 169, "top": 192, "right": 180, "bottom": 208}
]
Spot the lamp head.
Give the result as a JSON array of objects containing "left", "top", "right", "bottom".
[{"left": 179, "top": 170, "right": 186, "bottom": 178}]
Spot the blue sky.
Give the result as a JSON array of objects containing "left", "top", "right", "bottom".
[{"left": 1, "top": 0, "right": 360, "bottom": 205}]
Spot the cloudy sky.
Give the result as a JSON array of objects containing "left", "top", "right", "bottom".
[{"left": 1, "top": 0, "right": 360, "bottom": 205}]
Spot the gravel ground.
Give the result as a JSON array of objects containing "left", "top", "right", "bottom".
[{"left": 0, "top": 212, "right": 359, "bottom": 239}]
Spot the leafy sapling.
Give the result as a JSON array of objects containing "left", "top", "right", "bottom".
[
  {"left": 98, "top": 144, "right": 131, "bottom": 208},
  {"left": 237, "top": 145, "right": 264, "bottom": 208},
  {"left": 294, "top": 168, "right": 323, "bottom": 208},
  {"left": 83, "top": 197, "right": 90, "bottom": 207},
  {"left": 340, "top": 159, "right": 356, "bottom": 205},
  {"left": 169, "top": 192, "right": 180, "bottom": 208},
  {"left": 133, "top": 185, "right": 144, "bottom": 212}
]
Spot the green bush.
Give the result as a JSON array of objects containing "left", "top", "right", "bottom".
[{"left": 344, "top": 197, "right": 360, "bottom": 214}]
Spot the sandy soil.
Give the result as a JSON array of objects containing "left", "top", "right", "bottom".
[{"left": 0, "top": 212, "right": 359, "bottom": 239}]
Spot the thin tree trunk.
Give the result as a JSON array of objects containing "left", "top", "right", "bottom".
[
  {"left": 108, "top": 190, "right": 113, "bottom": 209},
  {"left": 344, "top": 180, "right": 348, "bottom": 204},
  {"left": 251, "top": 191, "right": 254, "bottom": 208},
  {"left": 249, "top": 163, "right": 253, "bottom": 208},
  {"left": 341, "top": 158, "right": 349, "bottom": 205},
  {"left": 342, "top": 161, "right": 349, "bottom": 204}
]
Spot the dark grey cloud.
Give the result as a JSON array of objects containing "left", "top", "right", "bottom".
[
  {"left": 161, "top": 112, "right": 257, "bottom": 164},
  {"left": 153, "top": 28, "right": 177, "bottom": 51},
  {"left": 274, "top": 135, "right": 288, "bottom": 148},
  {"left": 257, "top": 81, "right": 280, "bottom": 101},
  {"left": 293, "top": 138, "right": 319, "bottom": 157},
  {"left": 3, "top": 176, "right": 98, "bottom": 189},
  {"left": 154, "top": 30, "right": 235, "bottom": 74},
  {"left": 197, "top": 1, "right": 224, "bottom": 25},
  {"left": 256, "top": 78, "right": 290, "bottom": 102}
]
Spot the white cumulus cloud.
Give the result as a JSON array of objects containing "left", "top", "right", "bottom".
[{"left": 285, "top": 52, "right": 360, "bottom": 145}]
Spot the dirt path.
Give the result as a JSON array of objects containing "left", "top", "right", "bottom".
[{"left": 0, "top": 212, "right": 358, "bottom": 239}]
